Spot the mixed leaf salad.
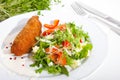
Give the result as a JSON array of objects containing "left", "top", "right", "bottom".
[{"left": 30, "top": 20, "right": 93, "bottom": 76}]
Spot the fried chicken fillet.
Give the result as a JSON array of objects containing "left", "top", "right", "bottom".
[{"left": 11, "top": 16, "right": 42, "bottom": 56}]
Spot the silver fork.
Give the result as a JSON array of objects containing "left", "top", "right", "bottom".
[
  {"left": 71, "top": 2, "right": 120, "bottom": 35},
  {"left": 71, "top": 3, "right": 87, "bottom": 16}
]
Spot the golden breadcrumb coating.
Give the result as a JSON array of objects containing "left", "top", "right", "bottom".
[{"left": 11, "top": 16, "right": 42, "bottom": 56}]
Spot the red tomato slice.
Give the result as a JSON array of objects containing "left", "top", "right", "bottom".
[
  {"left": 80, "top": 39, "right": 83, "bottom": 43},
  {"left": 62, "top": 40, "right": 71, "bottom": 47},
  {"left": 42, "top": 29, "right": 54, "bottom": 36}
]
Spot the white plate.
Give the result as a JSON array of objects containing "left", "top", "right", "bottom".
[{"left": 0, "top": 5, "right": 108, "bottom": 80}]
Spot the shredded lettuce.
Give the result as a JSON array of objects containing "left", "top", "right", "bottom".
[{"left": 71, "top": 43, "right": 93, "bottom": 60}]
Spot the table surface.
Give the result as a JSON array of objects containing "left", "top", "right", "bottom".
[
  {"left": 0, "top": 0, "right": 120, "bottom": 80},
  {"left": 77, "top": 0, "right": 120, "bottom": 80}
]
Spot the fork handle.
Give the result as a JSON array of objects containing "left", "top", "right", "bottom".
[
  {"left": 92, "top": 16, "right": 120, "bottom": 35},
  {"left": 105, "top": 16, "right": 120, "bottom": 27}
]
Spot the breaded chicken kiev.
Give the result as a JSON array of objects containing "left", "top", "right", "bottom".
[{"left": 11, "top": 16, "right": 42, "bottom": 56}]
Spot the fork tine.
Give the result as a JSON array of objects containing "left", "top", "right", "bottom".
[{"left": 71, "top": 2, "right": 87, "bottom": 16}]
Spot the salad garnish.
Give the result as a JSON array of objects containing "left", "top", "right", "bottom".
[{"left": 30, "top": 19, "right": 93, "bottom": 76}]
